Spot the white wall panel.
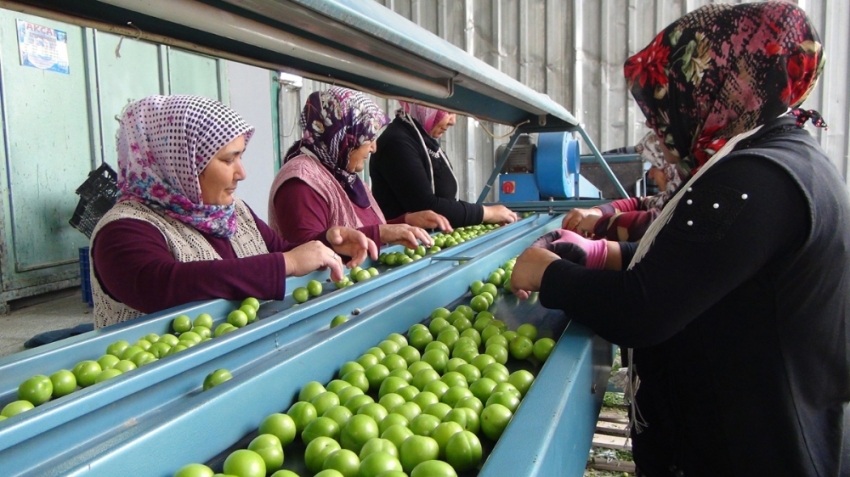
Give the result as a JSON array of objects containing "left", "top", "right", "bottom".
[
  {"left": 227, "top": 62, "right": 274, "bottom": 222},
  {"left": 269, "top": 0, "right": 850, "bottom": 200}
]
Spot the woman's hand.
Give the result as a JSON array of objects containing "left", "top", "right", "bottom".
[
  {"left": 561, "top": 207, "right": 602, "bottom": 237},
  {"left": 283, "top": 241, "right": 345, "bottom": 282},
  {"left": 531, "top": 229, "right": 608, "bottom": 269},
  {"left": 405, "top": 210, "right": 453, "bottom": 233},
  {"left": 482, "top": 205, "right": 519, "bottom": 225},
  {"left": 509, "top": 246, "right": 561, "bottom": 300},
  {"left": 531, "top": 229, "right": 622, "bottom": 270},
  {"left": 379, "top": 224, "right": 433, "bottom": 249},
  {"left": 326, "top": 226, "right": 379, "bottom": 268}
]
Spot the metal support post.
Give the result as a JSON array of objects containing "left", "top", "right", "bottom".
[
  {"left": 576, "top": 127, "right": 629, "bottom": 198},
  {"left": 477, "top": 129, "right": 523, "bottom": 204}
]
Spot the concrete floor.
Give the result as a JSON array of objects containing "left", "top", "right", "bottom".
[{"left": 0, "top": 287, "right": 94, "bottom": 359}]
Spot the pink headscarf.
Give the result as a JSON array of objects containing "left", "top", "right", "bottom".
[
  {"left": 398, "top": 101, "right": 449, "bottom": 136},
  {"left": 116, "top": 95, "right": 254, "bottom": 238}
]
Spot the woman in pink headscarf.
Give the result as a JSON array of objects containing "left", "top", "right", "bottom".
[
  {"left": 90, "top": 95, "right": 376, "bottom": 328},
  {"left": 369, "top": 101, "right": 518, "bottom": 228}
]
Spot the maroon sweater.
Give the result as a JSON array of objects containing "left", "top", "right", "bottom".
[
  {"left": 274, "top": 179, "right": 405, "bottom": 247},
  {"left": 93, "top": 207, "right": 294, "bottom": 314}
]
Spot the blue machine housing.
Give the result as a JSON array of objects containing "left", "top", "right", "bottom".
[
  {"left": 500, "top": 132, "right": 601, "bottom": 202},
  {"left": 536, "top": 132, "right": 581, "bottom": 198},
  {"left": 499, "top": 173, "right": 540, "bottom": 202}
]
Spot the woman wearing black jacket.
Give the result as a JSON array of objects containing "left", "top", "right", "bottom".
[
  {"left": 512, "top": 3, "right": 849, "bottom": 476},
  {"left": 370, "top": 102, "right": 517, "bottom": 228}
]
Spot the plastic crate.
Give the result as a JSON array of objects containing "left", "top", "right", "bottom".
[
  {"left": 75, "top": 162, "right": 119, "bottom": 201},
  {"left": 79, "top": 247, "right": 93, "bottom": 306},
  {"left": 69, "top": 163, "right": 120, "bottom": 238}
]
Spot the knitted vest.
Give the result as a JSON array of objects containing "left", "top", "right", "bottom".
[
  {"left": 267, "top": 153, "right": 385, "bottom": 237},
  {"left": 89, "top": 199, "right": 269, "bottom": 328}
]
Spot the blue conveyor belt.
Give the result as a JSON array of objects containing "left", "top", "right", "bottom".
[
  {"left": 27, "top": 213, "right": 609, "bottom": 477},
  {"left": 0, "top": 215, "right": 604, "bottom": 476}
]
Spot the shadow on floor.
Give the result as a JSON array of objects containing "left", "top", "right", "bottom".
[{"left": 0, "top": 288, "right": 93, "bottom": 359}]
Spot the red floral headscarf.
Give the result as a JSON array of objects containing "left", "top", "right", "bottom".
[{"left": 624, "top": 1, "right": 825, "bottom": 176}]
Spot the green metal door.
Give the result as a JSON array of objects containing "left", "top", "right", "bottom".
[
  {"left": 96, "top": 33, "right": 227, "bottom": 167},
  {"left": 93, "top": 31, "right": 165, "bottom": 169},
  {"left": 0, "top": 8, "right": 227, "bottom": 305},
  {"left": 0, "top": 11, "right": 91, "bottom": 293},
  {"left": 169, "top": 48, "right": 227, "bottom": 102}
]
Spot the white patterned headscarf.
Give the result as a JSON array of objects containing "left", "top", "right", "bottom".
[
  {"left": 116, "top": 95, "right": 254, "bottom": 238},
  {"left": 636, "top": 132, "right": 685, "bottom": 212}
]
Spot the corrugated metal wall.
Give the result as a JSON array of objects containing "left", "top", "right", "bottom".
[{"left": 280, "top": 0, "right": 850, "bottom": 201}]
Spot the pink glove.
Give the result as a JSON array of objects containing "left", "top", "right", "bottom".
[{"left": 531, "top": 229, "right": 608, "bottom": 269}]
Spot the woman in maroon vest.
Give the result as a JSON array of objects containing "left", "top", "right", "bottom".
[{"left": 269, "top": 87, "right": 450, "bottom": 250}]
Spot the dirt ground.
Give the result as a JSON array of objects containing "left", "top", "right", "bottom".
[{"left": 585, "top": 360, "right": 634, "bottom": 477}]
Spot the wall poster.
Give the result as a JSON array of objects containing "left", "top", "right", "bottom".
[{"left": 16, "top": 20, "right": 69, "bottom": 74}]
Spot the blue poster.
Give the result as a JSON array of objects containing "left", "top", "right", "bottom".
[{"left": 16, "top": 20, "right": 70, "bottom": 75}]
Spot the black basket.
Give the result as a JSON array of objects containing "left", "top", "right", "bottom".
[{"left": 69, "top": 163, "right": 120, "bottom": 238}]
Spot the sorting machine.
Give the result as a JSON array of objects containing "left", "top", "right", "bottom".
[
  {"left": 496, "top": 133, "right": 647, "bottom": 204},
  {"left": 0, "top": 215, "right": 611, "bottom": 476},
  {"left": 0, "top": 0, "right": 634, "bottom": 475}
]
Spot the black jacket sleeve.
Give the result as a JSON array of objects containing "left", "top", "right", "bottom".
[
  {"left": 539, "top": 156, "right": 808, "bottom": 348},
  {"left": 371, "top": 121, "right": 484, "bottom": 227}
]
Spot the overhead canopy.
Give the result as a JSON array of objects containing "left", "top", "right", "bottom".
[{"left": 14, "top": 0, "right": 579, "bottom": 130}]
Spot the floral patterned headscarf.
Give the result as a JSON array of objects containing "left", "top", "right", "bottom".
[
  {"left": 398, "top": 101, "right": 449, "bottom": 137},
  {"left": 636, "top": 132, "right": 685, "bottom": 211},
  {"left": 116, "top": 95, "right": 254, "bottom": 238},
  {"left": 624, "top": 1, "right": 825, "bottom": 177},
  {"left": 285, "top": 87, "right": 389, "bottom": 208}
]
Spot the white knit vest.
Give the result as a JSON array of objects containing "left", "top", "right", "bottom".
[{"left": 89, "top": 199, "right": 269, "bottom": 328}]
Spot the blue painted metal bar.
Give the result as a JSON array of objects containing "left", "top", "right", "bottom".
[
  {"left": 0, "top": 220, "right": 527, "bottom": 403},
  {"left": 502, "top": 201, "right": 611, "bottom": 212},
  {"left": 0, "top": 216, "right": 561, "bottom": 475},
  {"left": 28, "top": 0, "right": 578, "bottom": 129},
  {"left": 477, "top": 129, "right": 523, "bottom": 204},
  {"left": 4, "top": 214, "right": 609, "bottom": 477},
  {"left": 576, "top": 128, "right": 628, "bottom": 198},
  {"left": 580, "top": 153, "right": 642, "bottom": 163}
]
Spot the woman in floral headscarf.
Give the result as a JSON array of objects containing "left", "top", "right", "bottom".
[
  {"left": 91, "top": 95, "right": 376, "bottom": 328},
  {"left": 562, "top": 132, "right": 686, "bottom": 241},
  {"left": 512, "top": 3, "right": 849, "bottom": 475},
  {"left": 369, "top": 101, "right": 518, "bottom": 228},
  {"left": 269, "top": 87, "right": 450, "bottom": 250}
]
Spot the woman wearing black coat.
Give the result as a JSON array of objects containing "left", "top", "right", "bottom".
[
  {"left": 512, "top": 3, "right": 849, "bottom": 476},
  {"left": 370, "top": 102, "right": 517, "bottom": 228}
]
